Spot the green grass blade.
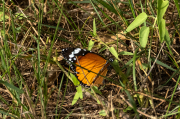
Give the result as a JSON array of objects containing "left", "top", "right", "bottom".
[
  {"left": 151, "top": 58, "right": 176, "bottom": 72},
  {"left": 174, "top": 0, "right": 180, "bottom": 17},
  {"left": 128, "top": 0, "right": 136, "bottom": 18}
]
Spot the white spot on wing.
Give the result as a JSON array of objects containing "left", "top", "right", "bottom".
[
  {"left": 69, "top": 52, "right": 74, "bottom": 58},
  {"left": 74, "top": 48, "right": 81, "bottom": 54}
]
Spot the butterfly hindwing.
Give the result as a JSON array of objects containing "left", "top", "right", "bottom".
[{"left": 93, "top": 62, "right": 110, "bottom": 87}]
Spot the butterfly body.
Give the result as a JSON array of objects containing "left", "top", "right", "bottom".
[{"left": 62, "top": 48, "right": 110, "bottom": 87}]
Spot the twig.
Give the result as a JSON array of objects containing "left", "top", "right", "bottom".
[
  {"left": 143, "top": 41, "right": 165, "bottom": 85},
  {"left": 120, "top": 95, "right": 157, "bottom": 119}
]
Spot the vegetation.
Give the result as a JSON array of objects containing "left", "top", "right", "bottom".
[{"left": 0, "top": 0, "right": 180, "bottom": 118}]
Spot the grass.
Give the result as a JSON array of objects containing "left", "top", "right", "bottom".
[{"left": 0, "top": 0, "right": 180, "bottom": 118}]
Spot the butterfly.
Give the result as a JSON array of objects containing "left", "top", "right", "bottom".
[{"left": 62, "top": 48, "right": 111, "bottom": 87}]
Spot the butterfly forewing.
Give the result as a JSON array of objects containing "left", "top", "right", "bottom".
[{"left": 76, "top": 53, "right": 107, "bottom": 86}]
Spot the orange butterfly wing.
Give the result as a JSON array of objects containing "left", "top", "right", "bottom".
[
  {"left": 93, "top": 62, "right": 110, "bottom": 87},
  {"left": 75, "top": 53, "right": 107, "bottom": 86}
]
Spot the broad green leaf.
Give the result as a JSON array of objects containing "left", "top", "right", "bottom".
[
  {"left": 157, "top": 0, "right": 169, "bottom": 24},
  {"left": 159, "top": 19, "right": 165, "bottom": 42},
  {"left": 157, "top": 0, "right": 168, "bottom": 44},
  {"left": 70, "top": 73, "right": 80, "bottom": 86},
  {"left": 99, "top": 110, "right": 107, "bottom": 116},
  {"left": 109, "top": 47, "right": 118, "bottom": 59},
  {"left": 125, "top": 12, "right": 147, "bottom": 33},
  {"left": 88, "top": 40, "right": 94, "bottom": 51},
  {"left": 72, "top": 92, "right": 80, "bottom": 105},
  {"left": 93, "top": 18, "right": 97, "bottom": 36},
  {"left": 139, "top": 26, "right": 150, "bottom": 48},
  {"left": 76, "top": 86, "right": 83, "bottom": 99}
]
